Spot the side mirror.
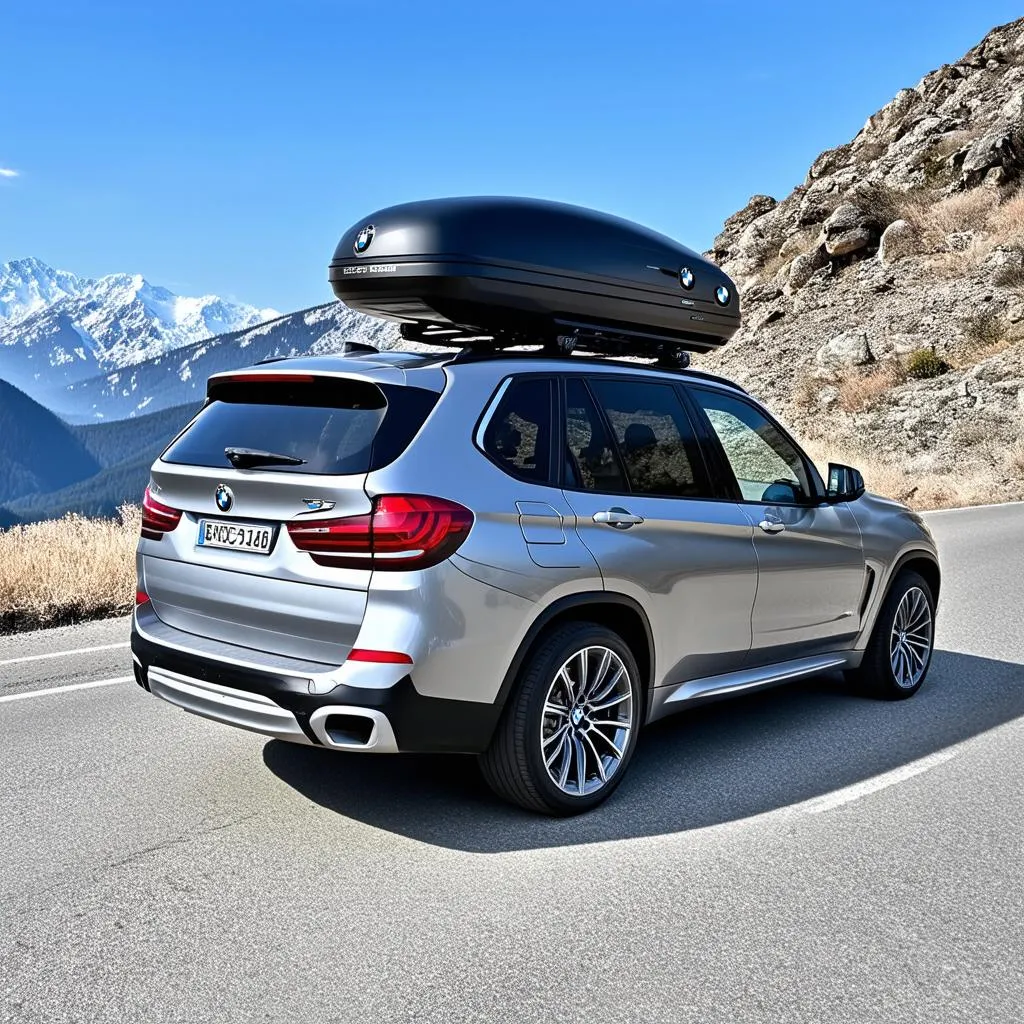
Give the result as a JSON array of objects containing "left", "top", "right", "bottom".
[{"left": 827, "top": 463, "right": 865, "bottom": 503}]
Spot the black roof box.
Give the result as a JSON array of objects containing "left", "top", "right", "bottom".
[{"left": 328, "top": 197, "right": 739, "bottom": 357}]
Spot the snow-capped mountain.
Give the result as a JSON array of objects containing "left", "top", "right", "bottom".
[
  {"left": 46, "top": 301, "right": 408, "bottom": 422},
  {"left": 0, "top": 258, "right": 88, "bottom": 319},
  {"left": 0, "top": 257, "right": 279, "bottom": 403}
]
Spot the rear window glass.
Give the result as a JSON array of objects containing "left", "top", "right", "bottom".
[
  {"left": 481, "top": 377, "right": 554, "bottom": 484},
  {"left": 162, "top": 377, "right": 437, "bottom": 475}
]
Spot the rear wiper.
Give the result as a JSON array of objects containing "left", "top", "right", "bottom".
[{"left": 224, "top": 447, "right": 306, "bottom": 469}]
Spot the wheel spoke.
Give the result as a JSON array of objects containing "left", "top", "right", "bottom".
[
  {"left": 589, "top": 717, "right": 628, "bottom": 729},
  {"left": 556, "top": 735, "right": 573, "bottom": 787},
  {"left": 901, "top": 646, "right": 914, "bottom": 685},
  {"left": 575, "top": 649, "right": 590, "bottom": 701},
  {"left": 590, "top": 665, "right": 625, "bottom": 704},
  {"left": 581, "top": 730, "right": 607, "bottom": 783},
  {"left": 904, "top": 642, "right": 924, "bottom": 668},
  {"left": 573, "top": 734, "right": 587, "bottom": 794},
  {"left": 583, "top": 648, "right": 610, "bottom": 699},
  {"left": 544, "top": 702, "right": 569, "bottom": 719},
  {"left": 543, "top": 722, "right": 570, "bottom": 750},
  {"left": 591, "top": 727, "right": 624, "bottom": 760},
  {"left": 590, "top": 692, "right": 630, "bottom": 714}
]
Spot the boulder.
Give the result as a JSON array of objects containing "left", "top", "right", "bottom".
[
  {"left": 788, "top": 245, "right": 829, "bottom": 290},
  {"left": 823, "top": 203, "right": 875, "bottom": 257},
  {"left": 779, "top": 230, "right": 819, "bottom": 260},
  {"left": 958, "top": 129, "right": 1022, "bottom": 189},
  {"left": 815, "top": 332, "right": 874, "bottom": 370},
  {"left": 727, "top": 194, "right": 777, "bottom": 228},
  {"left": 879, "top": 219, "right": 920, "bottom": 265},
  {"left": 797, "top": 185, "right": 838, "bottom": 226},
  {"left": 808, "top": 143, "right": 853, "bottom": 181},
  {"left": 860, "top": 89, "right": 923, "bottom": 142},
  {"left": 743, "top": 282, "right": 783, "bottom": 304}
]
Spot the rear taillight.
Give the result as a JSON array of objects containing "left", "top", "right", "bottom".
[
  {"left": 141, "top": 487, "right": 182, "bottom": 540},
  {"left": 135, "top": 590, "right": 150, "bottom": 606},
  {"left": 287, "top": 494, "right": 473, "bottom": 570}
]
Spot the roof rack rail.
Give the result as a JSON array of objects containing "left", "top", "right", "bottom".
[{"left": 400, "top": 318, "right": 705, "bottom": 369}]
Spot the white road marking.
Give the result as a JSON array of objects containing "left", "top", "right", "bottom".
[
  {"left": 0, "top": 676, "right": 133, "bottom": 704},
  {"left": 923, "top": 500, "right": 1024, "bottom": 516},
  {"left": 0, "top": 641, "right": 130, "bottom": 668},
  {"left": 798, "top": 748, "right": 959, "bottom": 815}
]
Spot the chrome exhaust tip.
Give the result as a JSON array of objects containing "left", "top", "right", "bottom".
[{"left": 308, "top": 706, "right": 399, "bottom": 753}]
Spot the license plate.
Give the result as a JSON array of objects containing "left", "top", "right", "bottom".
[{"left": 197, "top": 519, "right": 274, "bottom": 555}]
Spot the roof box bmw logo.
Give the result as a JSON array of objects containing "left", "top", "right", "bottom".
[
  {"left": 353, "top": 224, "right": 375, "bottom": 255},
  {"left": 679, "top": 266, "right": 695, "bottom": 290}
]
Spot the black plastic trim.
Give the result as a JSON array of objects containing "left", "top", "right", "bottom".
[{"left": 131, "top": 627, "right": 502, "bottom": 754}]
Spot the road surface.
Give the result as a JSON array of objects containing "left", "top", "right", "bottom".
[{"left": 2, "top": 503, "right": 1022, "bottom": 1023}]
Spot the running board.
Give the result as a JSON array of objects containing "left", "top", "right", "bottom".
[{"left": 649, "top": 653, "right": 854, "bottom": 722}]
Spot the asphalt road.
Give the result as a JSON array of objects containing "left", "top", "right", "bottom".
[{"left": 2, "top": 503, "right": 1022, "bottom": 1023}]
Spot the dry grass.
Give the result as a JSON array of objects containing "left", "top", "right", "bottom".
[
  {"left": 904, "top": 184, "right": 1024, "bottom": 275},
  {"left": 904, "top": 188, "right": 992, "bottom": 240},
  {"left": 802, "top": 440, "right": 1021, "bottom": 511},
  {"left": 0, "top": 506, "right": 140, "bottom": 634},
  {"left": 758, "top": 249, "right": 791, "bottom": 282},
  {"left": 947, "top": 313, "right": 1019, "bottom": 369},
  {"left": 836, "top": 361, "right": 909, "bottom": 412},
  {"left": 988, "top": 187, "right": 1024, "bottom": 246}
]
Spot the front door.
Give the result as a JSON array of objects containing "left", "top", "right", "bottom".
[
  {"left": 560, "top": 376, "right": 758, "bottom": 686},
  {"left": 686, "top": 386, "right": 867, "bottom": 661}
]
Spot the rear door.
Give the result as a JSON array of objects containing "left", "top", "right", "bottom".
[
  {"left": 140, "top": 372, "right": 438, "bottom": 665},
  {"left": 561, "top": 375, "right": 758, "bottom": 685},
  {"left": 685, "top": 385, "right": 866, "bottom": 660}
]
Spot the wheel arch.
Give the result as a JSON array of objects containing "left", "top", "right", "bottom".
[
  {"left": 494, "top": 592, "right": 655, "bottom": 711},
  {"left": 896, "top": 551, "right": 941, "bottom": 605},
  {"left": 860, "top": 548, "right": 941, "bottom": 647}
]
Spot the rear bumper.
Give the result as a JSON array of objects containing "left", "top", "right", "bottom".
[{"left": 131, "top": 605, "right": 502, "bottom": 754}]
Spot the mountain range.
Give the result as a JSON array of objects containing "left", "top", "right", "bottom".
[
  {"left": 0, "top": 261, "right": 404, "bottom": 521},
  {"left": 0, "top": 257, "right": 279, "bottom": 409},
  {"left": 5, "top": 17, "right": 1023, "bottom": 523}
]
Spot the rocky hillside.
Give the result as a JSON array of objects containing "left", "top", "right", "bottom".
[{"left": 700, "top": 17, "right": 1024, "bottom": 508}]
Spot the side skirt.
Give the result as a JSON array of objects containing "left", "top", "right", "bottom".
[{"left": 647, "top": 652, "right": 861, "bottom": 724}]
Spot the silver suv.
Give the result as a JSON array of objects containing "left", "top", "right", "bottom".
[{"left": 131, "top": 349, "right": 940, "bottom": 814}]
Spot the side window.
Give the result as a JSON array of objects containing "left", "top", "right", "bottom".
[
  {"left": 587, "top": 378, "right": 706, "bottom": 498},
  {"left": 689, "top": 388, "right": 812, "bottom": 504},
  {"left": 564, "top": 378, "right": 627, "bottom": 492},
  {"left": 481, "top": 377, "right": 554, "bottom": 484}
]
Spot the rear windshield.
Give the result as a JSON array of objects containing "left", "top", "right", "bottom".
[{"left": 162, "top": 377, "right": 438, "bottom": 475}]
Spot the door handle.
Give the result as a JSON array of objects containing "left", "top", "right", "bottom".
[
  {"left": 593, "top": 507, "right": 644, "bottom": 529},
  {"left": 758, "top": 515, "right": 786, "bottom": 534}
]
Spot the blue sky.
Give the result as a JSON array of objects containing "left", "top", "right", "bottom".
[{"left": 2, "top": 1, "right": 1020, "bottom": 313}]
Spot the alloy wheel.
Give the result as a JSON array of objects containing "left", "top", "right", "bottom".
[
  {"left": 889, "top": 586, "right": 933, "bottom": 689},
  {"left": 539, "top": 645, "right": 634, "bottom": 797}
]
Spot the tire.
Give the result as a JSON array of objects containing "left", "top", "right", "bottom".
[
  {"left": 846, "top": 569, "right": 936, "bottom": 700},
  {"left": 480, "top": 621, "right": 643, "bottom": 815}
]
